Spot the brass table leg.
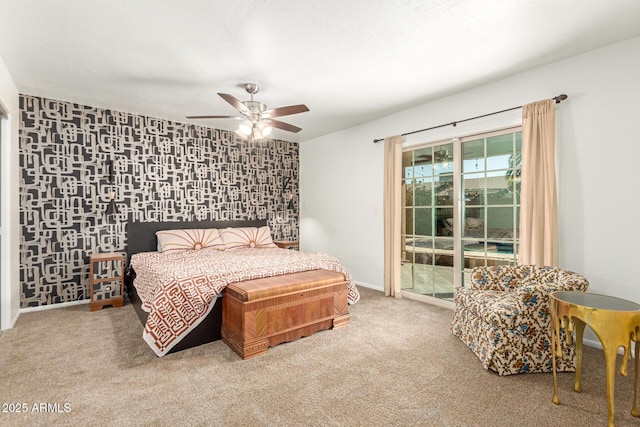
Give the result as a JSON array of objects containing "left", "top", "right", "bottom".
[
  {"left": 603, "top": 344, "right": 618, "bottom": 427},
  {"left": 574, "top": 320, "right": 586, "bottom": 393},
  {"left": 551, "top": 311, "right": 560, "bottom": 405},
  {"left": 633, "top": 340, "right": 639, "bottom": 417}
]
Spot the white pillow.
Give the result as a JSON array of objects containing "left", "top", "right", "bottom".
[
  {"left": 156, "top": 228, "right": 225, "bottom": 252},
  {"left": 219, "top": 226, "right": 277, "bottom": 250}
]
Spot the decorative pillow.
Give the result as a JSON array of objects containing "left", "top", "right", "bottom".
[
  {"left": 219, "top": 226, "right": 277, "bottom": 250},
  {"left": 156, "top": 228, "right": 225, "bottom": 252}
]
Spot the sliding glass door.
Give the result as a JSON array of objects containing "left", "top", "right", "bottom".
[{"left": 401, "top": 128, "right": 521, "bottom": 301}]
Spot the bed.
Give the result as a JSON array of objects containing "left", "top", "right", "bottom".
[
  {"left": 126, "top": 219, "right": 360, "bottom": 357},
  {"left": 126, "top": 219, "right": 265, "bottom": 355}
]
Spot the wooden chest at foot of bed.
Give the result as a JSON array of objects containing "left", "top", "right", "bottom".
[{"left": 221, "top": 269, "right": 350, "bottom": 359}]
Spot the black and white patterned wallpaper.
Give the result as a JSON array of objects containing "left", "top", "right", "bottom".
[{"left": 19, "top": 95, "right": 299, "bottom": 308}]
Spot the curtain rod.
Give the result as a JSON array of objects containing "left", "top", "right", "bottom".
[{"left": 372, "top": 94, "right": 568, "bottom": 143}]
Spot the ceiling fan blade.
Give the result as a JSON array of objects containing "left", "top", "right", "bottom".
[
  {"left": 218, "top": 93, "right": 249, "bottom": 114},
  {"left": 268, "top": 119, "right": 302, "bottom": 133},
  {"left": 185, "top": 115, "right": 240, "bottom": 119},
  {"left": 263, "top": 104, "right": 309, "bottom": 118}
]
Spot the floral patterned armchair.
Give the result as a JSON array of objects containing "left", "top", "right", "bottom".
[{"left": 451, "top": 265, "right": 589, "bottom": 375}]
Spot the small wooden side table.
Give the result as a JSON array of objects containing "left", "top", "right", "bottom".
[
  {"left": 550, "top": 291, "right": 640, "bottom": 427},
  {"left": 274, "top": 240, "right": 299, "bottom": 250},
  {"left": 89, "top": 252, "right": 125, "bottom": 311}
]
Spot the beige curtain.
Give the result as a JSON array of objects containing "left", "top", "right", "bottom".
[
  {"left": 383, "top": 135, "right": 403, "bottom": 297},
  {"left": 519, "top": 99, "right": 558, "bottom": 266}
]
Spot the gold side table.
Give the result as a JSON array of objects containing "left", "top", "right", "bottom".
[{"left": 550, "top": 291, "right": 640, "bottom": 427}]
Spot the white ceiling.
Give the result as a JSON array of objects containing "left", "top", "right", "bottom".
[{"left": 2, "top": 0, "right": 640, "bottom": 142}]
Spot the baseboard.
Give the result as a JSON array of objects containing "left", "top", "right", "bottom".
[
  {"left": 9, "top": 310, "right": 19, "bottom": 328},
  {"left": 354, "top": 281, "right": 382, "bottom": 292},
  {"left": 20, "top": 298, "right": 90, "bottom": 314},
  {"left": 1, "top": 309, "right": 21, "bottom": 331}
]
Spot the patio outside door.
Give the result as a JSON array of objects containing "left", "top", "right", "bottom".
[{"left": 400, "top": 128, "right": 521, "bottom": 302}]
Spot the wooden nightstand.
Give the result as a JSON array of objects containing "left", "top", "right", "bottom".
[
  {"left": 89, "top": 252, "right": 124, "bottom": 311},
  {"left": 274, "top": 240, "right": 299, "bottom": 250}
]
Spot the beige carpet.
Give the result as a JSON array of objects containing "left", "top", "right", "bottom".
[{"left": 0, "top": 287, "right": 638, "bottom": 427}]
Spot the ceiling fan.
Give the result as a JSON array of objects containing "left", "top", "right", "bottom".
[
  {"left": 416, "top": 149, "right": 450, "bottom": 163},
  {"left": 186, "top": 83, "right": 309, "bottom": 140}
]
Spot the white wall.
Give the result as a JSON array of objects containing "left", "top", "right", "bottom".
[
  {"left": 0, "top": 55, "right": 20, "bottom": 329},
  {"left": 301, "top": 35, "right": 640, "bottom": 303}
]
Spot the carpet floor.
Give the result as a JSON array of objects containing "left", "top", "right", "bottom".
[{"left": 0, "top": 287, "right": 638, "bottom": 426}]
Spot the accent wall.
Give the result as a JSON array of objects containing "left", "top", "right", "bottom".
[{"left": 19, "top": 95, "right": 299, "bottom": 307}]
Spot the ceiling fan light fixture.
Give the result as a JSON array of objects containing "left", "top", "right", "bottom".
[
  {"left": 259, "top": 123, "right": 272, "bottom": 136},
  {"left": 238, "top": 120, "right": 252, "bottom": 136},
  {"left": 252, "top": 127, "right": 263, "bottom": 140}
]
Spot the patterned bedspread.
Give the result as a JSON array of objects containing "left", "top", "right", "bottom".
[{"left": 130, "top": 247, "right": 360, "bottom": 356}]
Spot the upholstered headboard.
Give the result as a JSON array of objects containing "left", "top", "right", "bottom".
[{"left": 126, "top": 219, "right": 268, "bottom": 259}]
